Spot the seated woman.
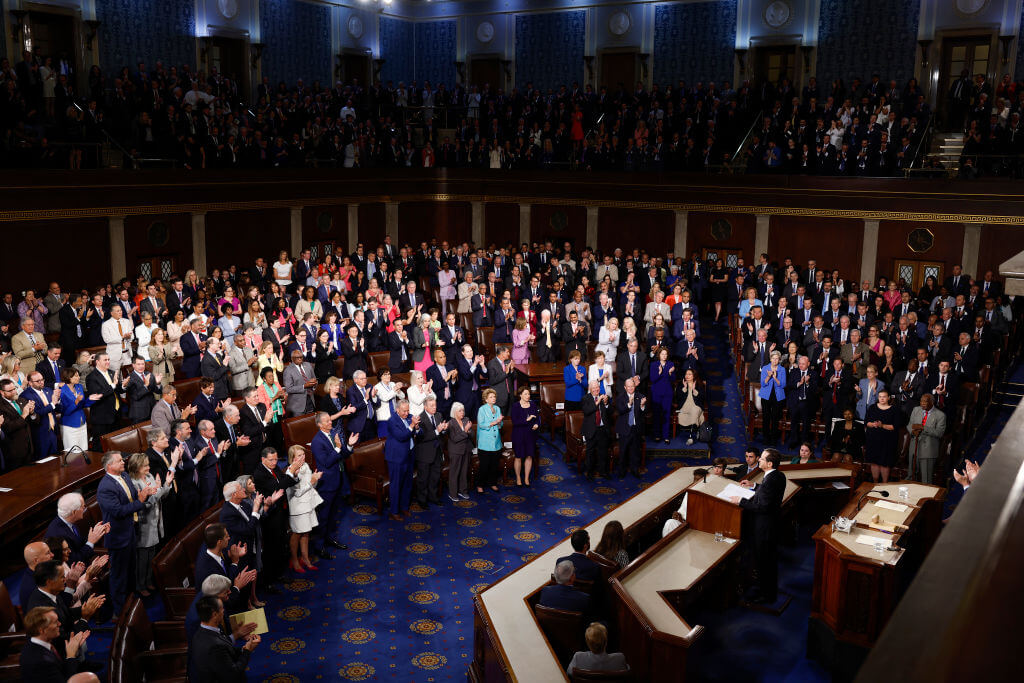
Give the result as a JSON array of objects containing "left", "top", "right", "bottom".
[
  {"left": 593, "top": 520, "right": 629, "bottom": 569},
  {"left": 566, "top": 622, "right": 629, "bottom": 677},
  {"left": 790, "top": 442, "right": 818, "bottom": 465},
  {"left": 826, "top": 408, "right": 865, "bottom": 463},
  {"left": 674, "top": 368, "right": 707, "bottom": 445}
]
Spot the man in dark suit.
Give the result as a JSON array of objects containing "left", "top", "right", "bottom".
[
  {"left": 220, "top": 481, "right": 263, "bottom": 575},
  {"left": 730, "top": 448, "right": 786, "bottom": 604},
  {"left": 188, "top": 595, "right": 261, "bottom": 682},
  {"left": 615, "top": 378, "right": 648, "bottom": 478},
  {"left": 555, "top": 529, "right": 601, "bottom": 582},
  {"left": 249, "top": 257, "right": 271, "bottom": 293},
  {"left": 252, "top": 447, "right": 298, "bottom": 587},
  {"left": 385, "top": 400, "right": 419, "bottom": 521},
  {"left": 923, "top": 360, "right": 959, "bottom": 414},
  {"left": 952, "top": 331, "right": 980, "bottom": 382},
  {"left": 24, "top": 561, "right": 104, "bottom": 652},
  {"left": 194, "top": 523, "right": 254, "bottom": 615},
  {"left": 470, "top": 284, "right": 494, "bottom": 328},
  {"left": 190, "top": 420, "right": 229, "bottom": 510},
  {"left": 454, "top": 345, "right": 487, "bottom": 418},
  {"left": 166, "top": 278, "right": 192, "bottom": 321},
  {"left": 22, "top": 371, "right": 60, "bottom": 458},
  {"left": 38, "top": 344, "right": 66, "bottom": 388},
  {"left": 537, "top": 560, "right": 592, "bottom": 614},
  {"left": 414, "top": 398, "right": 447, "bottom": 508},
  {"left": 674, "top": 328, "right": 704, "bottom": 376},
  {"left": 180, "top": 319, "right": 208, "bottom": 379},
  {"left": 19, "top": 605, "right": 89, "bottom": 681},
  {"left": 486, "top": 346, "right": 513, "bottom": 413},
  {"left": 192, "top": 378, "right": 223, "bottom": 425},
  {"left": 534, "top": 309, "right": 561, "bottom": 363},
  {"left": 581, "top": 381, "right": 612, "bottom": 479},
  {"left": 58, "top": 297, "right": 84, "bottom": 362},
  {"left": 387, "top": 319, "right": 412, "bottom": 372},
  {"left": 561, "top": 311, "right": 589, "bottom": 362},
  {"left": 84, "top": 351, "right": 128, "bottom": 450},
  {"left": 785, "top": 356, "right": 818, "bottom": 448},
  {"left": 138, "top": 283, "right": 167, "bottom": 321},
  {"left": 425, "top": 350, "right": 457, "bottom": 418},
  {"left": 200, "top": 337, "right": 231, "bottom": 402},
  {"left": 821, "top": 357, "right": 854, "bottom": 434},
  {"left": 125, "top": 356, "right": 162, "bottom": 424},
  {"left": 0, "top": 378, "right": 34, "bottom": 469},
  {"left": 616, "top": 338, "right": 650, "bottom": 395},
  {"left": 943, "top": 264, "right": 970, "bottom": 298},
  {"left": 729, "top": 446, "right": 761, "bottom": 480},
  {"left": 345, "top": 372, "right": 378, "bottom": 442},
  {"left": 398, "top": 281, "right": 425, "bottom": 318},
  {"left": 311, "top": 412, "right": 354, "bottom": 559},
  {"left": 46, "top": 493, "right": 108, "bottom": 565},
  {"left": 237, "top": 389, "right": 269, "bottom": 474},
  {"left": 171, "top": 420, "right": 202, "bottom": 523},
  {"left": 96, "top": 451, "right": 157, "bottom": 618}
]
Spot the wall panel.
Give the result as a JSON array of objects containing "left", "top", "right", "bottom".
[
  {"left": 398, "top": 201, "right": 471, "bottom": 247},
  {"left": 598, "top": 208, "right": 674, "bottom": 256},
  {"left": 876, "top": 221, "right": 964, "bottom": 285},
  {"left": 978, "top": 225, "right": 1024, "bottom": 282},
  {"left": 2, "top": 219, "right": 109, "bottom": 294},
  {"left": 686, "top": 211, "right": 757, "bottom": 260},
  {"left": 484, "top": 203, "right": 520, "bottom": 249},
  {"left": 358, "top": 203, "right": 387, "bottom": 248},
  {"left": 529, "top": 204, "right": 587, "bottom": 250},
  {"left": 302, "top": 205, "right": 348, "bottom": 250},
  {"left": 260, "top": 0, "right": 332, "bottom": 88},
  {"left": 768, "top": 216, "right": 863, "bottom": 279},
  {"left": 124, "top": 213, "right": 194, "bottom": 280},
  {"left": 96, "top": 0, "right": 195, "bottom": 77},
  {"left": 205, "top": 209, "right": 290, "bottom": 270}
]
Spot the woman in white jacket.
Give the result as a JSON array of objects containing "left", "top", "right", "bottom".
[
  {"left": 596, "top": 317, "right": 622, "bottom": 363},
  {"left": 286, "top": 446, "right": 323, "bottom": 574},
  {"left": 407, "top": 370, "right": 436, "bottom": 416},
  {"left": 374, "top": 368, "right": 407, "bottom": 437}
]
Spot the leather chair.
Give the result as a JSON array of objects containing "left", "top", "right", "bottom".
[
  {"left": 368, "top": 351, "right": 390, "bottom": 376},
  {"left": 0, "top": 584, "right": 24, "bottom": 661},
  {"left": 459, "top": 312, "right": 475, "bottom": 336},
  {"left": 533, "top": 604, "right": 586, "bottom": 667},
  {"left": 539, "top": 383, "right": 566, "bottom": 438},
  {"left": 476, "top": 327, "right": 495, "bottom": 360},
  {"left": 153, "top": 505, "right": 223, "bottom": 617},
  {"left": 566, "top": 411, "right": 585, "bottom": 468},
  {"left": 108, "top": 595, "right": 187, "bottom": 683},
  {"left": 101, "top": 423, "right": 145, "bottom": 455},
  {"left": 282, "top": 413, "right": 318, "bottom": 451},
  {"left": 333, "top": 356, "right": 346, "bottom": 380},
  {"left": 172, "top": 377, "right": 203, "bottom": 414},
  {"left": 344, "top": 438, "right": 389, "bottom": 514}
]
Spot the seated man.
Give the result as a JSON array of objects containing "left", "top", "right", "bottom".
[
  {"left": 730, "top": 446, "right": 761, "bottom": 480},
  {"left": 555, "top": 529, "right": 600, "bottom": 582},
  {"left": 566, "top": 622, "right": 629, "bottom": 676},
  {"left": 538, "top": 559, "right": 591, "bottom": 614}
]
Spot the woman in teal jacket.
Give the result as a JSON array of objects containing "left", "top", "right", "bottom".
[{"left": 476, "top": 388, "right": 503, "bottom": 493}]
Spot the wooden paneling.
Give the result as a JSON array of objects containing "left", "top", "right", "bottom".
[
  {"left": 205, "top": 209, "right": 290, "bottom": 269},
  {"left": 0, "top": 219, "right": 109, "bottom": 294},
  {"left": 484, "top": 202, "right": 519, "bottom": 249},
  {"left": 598, "top": 208, "right": 674, "bottom": 256},
  {"left": 124, "top": 213, "right": 193, "bottom": 280},
  {"left": 686, "top": 211, "right": 757, "bottom": 260},
  {"left": 398, "top": 201, "right": 471, "bottom": 247},
  {"left": 769, "top": 215, "right": 863, "bottom": 279},
  {"left": 529, "top": 204, "right": 587, "bottom": 249},
  {"left": 357, "top": 203, "right": 386, "bottom": 248},
  {"left": 978, "top": 225, "right": 1024, "bottom": 280},
  {"left": 876, "top": 221, "right": 965, "bottom": 285},
  {"left": 301, "top": 205, "right": 348, "bottom": 250}
]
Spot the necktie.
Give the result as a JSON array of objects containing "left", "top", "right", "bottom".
[
  {"left": 10, "top": 399, "right": 21, "bottom": 415},
  {"left": 113, "top": 475, "right": 140, "bottom": 522},
  {"left": 922, "top": 410, "right": 928, "bottom": 426},
  {"left": 631, "top": 355, "right": 636, "bottom": 376},
  {"left": 595, "top": 402, "right": 601, "bottom": 426}
]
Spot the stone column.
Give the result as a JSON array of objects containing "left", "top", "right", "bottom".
[
  {"left": 347, "top": 204, "right": 359, "bottom": 252},
  {"left": 109, "top": 216, "right": 127, "bottom": 282},
  {"left": 519, "top": 203, "right": 531, "bottom": 246},
  {"left": 673, "top": 210, "right": 688, "bottom": 257},
  {"left": 191, "top": 212, "right": 207, "bottom": 277},
  {"left": 586, "top": 206, "right": 599, "bottom": 249},
  {"left": 471, "top": 201, "right": 485, "bottom": 247},
  {"left": 290, "top": 207, "right": 303, "bottom": 256},
  {"left": 861, "top": 219, "right": 880, "bottom": 285},
  {"left": 385, "top": 202, "right": 399, "bottom": 243},
  {"left": 962, "top": 223, "right": 982, "bottom": 278},
  {"left": 754, "top": 214, "right": 771, "bottom": 259}
]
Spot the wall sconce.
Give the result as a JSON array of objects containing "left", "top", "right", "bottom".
[
  {"left": 999, "top": 35, "right": 1014, "bottom": 65},
  {"left": 9, "top": 9, "right": 27, "bottom": 44},
  {"left": 199, "top": 36, "right": 211, "bottom": 63},
  {"left": 583, "top": 55, "right": 595, "bottom": 81},
  {"left": 373, "top": 58, "right": 385, "bottom": 79},
  {"left": 453, "top": 60, "right": 465, "bottom": 83},
  {"left": 84, "top": 20, "right": 100, "bottom": 50},
  {"left": 249, "top": 42, "right": 263, "bottom": 69},
  {"left": 918, "top": 39, "right": 932, "bottom": 69},
  {"left": 638, "top": 53, "right": 649, "bottom": 80},
  {"left": 735, "top": 48, "right": 748, "bottom": 74},
  {"left": 799, "top": 45, "right": 813, "bottom": 70}
]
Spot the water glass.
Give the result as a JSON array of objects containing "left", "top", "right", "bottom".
[
  {"left": 714, "top": 531, "right": 724, "bottom": 543},
  {"left": 898, "top": 486, "right": 909, "bottom": 501}
]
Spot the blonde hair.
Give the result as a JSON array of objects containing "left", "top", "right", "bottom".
[
  {"left": 585, "top": 622, "right": 608, "bottom": 653},
  {"left": 481, "top": 388, "right": 497, "bottom": 402},
  {"left": 1, "top": 355, "right": 20, "bottom": 376},
  {"left": 323, "top": 376, "right": 341, "bottom": 395},
  {"left": 514, "top": 317, "right": 528, "bottom": 331},
  {"left": 260, "top": 341, "right": 274, "bottom": 355},
  {"left": 287, "top": 445, "right": 306, "bottom": 465},
  {"left": 410, "top": 370, "right": 424, "bottom": 384}
]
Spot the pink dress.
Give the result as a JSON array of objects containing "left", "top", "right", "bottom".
[
  {"left": 512, "top": 327, "right": 531, "bottom": 365},
  {"left": 883, "top": 289, "right": 901, "bottom": 312},
  {"left": 414, "top": 329, "right": 433, "bottom": 373}
]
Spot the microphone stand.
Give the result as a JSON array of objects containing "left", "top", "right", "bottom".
[
  {"left": 62, "top": 445, "right": 91, "bottom": 467},
  {"left": 855, "top": 487, "right": 890, "bottom": 513}
]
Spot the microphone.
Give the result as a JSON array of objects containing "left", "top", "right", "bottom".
[{"left": 855, "top": 488, "right": 889, "bottom": 512}]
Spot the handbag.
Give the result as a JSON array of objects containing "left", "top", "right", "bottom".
[{"left": 696, "top": 421, "right": 714, "bottom": 444}]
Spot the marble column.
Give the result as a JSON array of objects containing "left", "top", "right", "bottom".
[
  {"left": 191, "top": 212, "right": 207, "bottom": 277},
  {"left": 586, "top": 206, "right": 599, "bottom": 249},
  {"left": 109, "top": 216, "right": 127, "bottom": 282},
  {"left": 673, "top": 210, "right": 688, "bottom": 257},
  {"left": 472, "top": 201, "right": 485, "bottom": 246},
  {"left": 348, "top": 204, "right": 359, "bottom": 251},
  {"left": 290, "top": 207, "right": 303, "bottom": 256},
  {"left": 754, "top": 214, "right": 770, "bottom": 259},
  {"left": 861, "top": 219, "right": 880, "bottom": 285},
  {"left": 385, "top": 201, "right": 399, "bottom": 243},
  {"left": 519, "top": 203, "right": 531, "bottom": 245},
  {"left": 962, "top": 224, "right": 981, "bottom": 278}
]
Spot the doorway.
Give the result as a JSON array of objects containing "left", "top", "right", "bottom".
[
  {"left": 339, "top": 53, "right": 370, "bottom": 88},
  {"left": 939, "top": 36, "right": 992, "bottom": 114},
  {"left": 702, "top": 247, "right": 743, "bottom": 270},
  {"left": 894, "top": 260, "right": 944, "bottom": 291},
  {"left": 470, "top": 57, "right": 502, "bottom": 91},
  {"left": 138, "top": 255, "right": 178, "bottom": 284},
  {"left": 599, "top": 52, "right": 637, "bottom": 92},
  {"left": 25, "top": 11, "right": 77, "bottom": 76},
  {"left": 209, "top": 36, "right": 248, "bottom": 100},
  {"left": 753, "top": 46, "right": 796, "bottom": 87}
]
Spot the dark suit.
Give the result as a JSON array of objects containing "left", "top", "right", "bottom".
[
  {"left": 615, "top": 352, "right": 650, "bottom": 394},
  {"left": 615, "top": 391, "right": 647, "bottom": 476},
  {"left": 21, "top": 386, "right": 58, "bottom": 458},
  {"left": 311, "top": 430, "right": 349, "bottom": 550},
  {"left": 85, "top": 368, "right": 124, "bottom": 448},
  {"left": 561, "top": 321, "right": 590, "bottom": 361},
  {"left": 188, "top": 625, "right": 251, "bottom": 683},
  {"left": 486, "top": 357, "right": 512, "bottom": 412},
  {"left": 180, "top": 331, "right": 207, "bottom": 378},
  {"left": 201, "top": 352, "right": 231, "bottom": 401},
  {"left": 470, "top": 293, "right": 494, "bottom": 328},
  {"left": 97, "top": 472, "right": 146, "bottom": 617},
  {"left": 438, "top": 325, "right": 465, "bottom": 360},
  {"left": 555, "top": 551, "right": 601, "bottom": 582},
  {"left": 44, "top": 516, "right": 95, "bottom": 565},
  {"left": 414, "top": 411, "right": 444, "bottom": 505},
  {"left": 454, "top": 356, "right": 486, "bottom": 417},
  {"left": 785, "top": 368, "right": 818, "bottom": 447},
  {"left": 739, "top": 468, "right": 786, "bottom": 601},
  {"left": 425, "top": 363, "right": 456, "bottom": 418},
  {"left": 126, "top": 370, "right": 161, "bottom": 423},
  {"left": 192, "top": 392, "right": 221, "bottom": 425},
  {"left": 37, "top": 356, "right": 65, "bottom": 389},
  {"left": 194, "top": 547, "right": 239, "bottom": 598},
  {"left": 387, "top": 330, "right": 411, "bottom": 372},
  {"left": 220, "top": 500, "right": 260, "bottom": 574},
  {"left": 345, "top": 384, "right": 377, "bottom": 441},
  {"left": 581, "top": 393, "right": 612, "bottom": 475},
  {"left": 20, "top": 637, "right": 80, "bottom": 681},
  {"left": 237, "top": 402, "right": 268, "bottom": 474},
  {"left": 537, "top": 583, "right": 591, "bottom": 614},
  {"left": 340, "top": 336, "right": 367, "bottom": 379},
  {"left": 189, "top": 433, "right": 223, "bottom": 510},
  {"left": 534, "top": 321, "right": 561, "bottom": 362},
  {"left": 924, "top": 371, "right": 960, "bottom": 413},
  {"left": 251, "top": 464, "right": 297, "bottom": 584}
]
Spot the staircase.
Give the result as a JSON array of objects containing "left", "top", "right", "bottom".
[
  {"left": 992, "top": 380, "right": 1024, "bottom": 409},
  {"left": 930, "top": 132, "right": 965, "bottom": 173}
]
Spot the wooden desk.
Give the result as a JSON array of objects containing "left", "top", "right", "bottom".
[
  {"left": 809, "top": 480, "right": 945, "bottom": 677},
  {"left": 472, "top": 465, "right": 700, "bottom": 682},
  {"left": 0, "top": 453, "right": 104, "bottom": 573},
  {"left": 519, "top": 362, "right": 564, "bottom": 385},
  {"left": 611, "top": 525, "right": 740, "bottom": 682}
]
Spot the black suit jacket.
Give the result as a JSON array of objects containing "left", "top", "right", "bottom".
[
  {"left": 195, "top": 546, "right": 239, "bottom": 590},
  {"left": 414, "top": 411, "right": 444, "bottom": 463},
  {"left": 37, "top": 357, "right": 65, "bottom": 388},
  {"left": 85, "top": 368, "right": 123, "bottom": 426},
  {"left": 44, "top": 516, "right": 94, "bottom": 565},
  {"left": 555, "top": 551, "right": 601, "bottom": 582},
  {"left": 739, "top": 468, "right": 787, "bottom": 540},
  {"left": 237, "top": 402, "right": 268, "bottom": 472},
  {"left": 19, "top": 641, "right": 76, "bottom": 683},
  {"left": 580, "top": 393, "right": 611, "bottom": 440},
  {"left": 188, "top": 625, "right": 251, "bottom": 683},
  {"left": 126, "top": 371, "right": 161, "bottom": 423}
]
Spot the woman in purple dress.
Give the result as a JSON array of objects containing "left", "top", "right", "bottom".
[
  {"left": 510, "top": 386, "right": 540, "bottom": 486},
  {"left": 650, "top": 346, "right": 676, "bottom": 444}
]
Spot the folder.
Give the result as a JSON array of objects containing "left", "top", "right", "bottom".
[{"left": 229, "top": 607, "right": 269, "bottom": 635}]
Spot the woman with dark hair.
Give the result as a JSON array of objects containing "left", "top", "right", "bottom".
[
  {"left": 510, "top": 386, "right": 539, "bottom": 487},
  {"left": 675, "top": 368, "right": 707, "bottom": 445},
  {"left": 917, "top": 275, "right": 938, "bottom": 307},
  {"left": 594, "top": 520, "right": 629, "bottom": 569},
  {"left": 313, "top": 328, "right": 336, "bottom": 384},
  {"left": 295, "top": 286, "right": 323, "bottom": 321}
]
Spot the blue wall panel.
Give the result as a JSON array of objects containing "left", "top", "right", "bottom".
[
  {"left": 96, "top": 0, "right": 196, "bottom": 76},
  {"left": 515, "top": 11, "right": 586, "bottom": 92},
  {"left": 381, "top": 16, "right": 414, "bottom": 85},
  {"left": 816, "top": 0, "right": 921, "bottom": 89},
  {"left": 414, "top": 20, "right": 457, "bottom": 87},
  {"left": 653, "top": 0, "right": 738, "bottom": 86},
  {"left": 260, "top": 0, "right": 332, "bottom": 89}
]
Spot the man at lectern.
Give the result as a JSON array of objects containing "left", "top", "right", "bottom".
[{"left": 731, "top": 448, "right": 786, "bottom": 604}]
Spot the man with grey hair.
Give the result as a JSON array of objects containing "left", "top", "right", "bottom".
[
  {"left": 184, "top": 573, "right": 258, "bottom": 645},
  {"left": 537, "top": 559, "right": 591, "bottom": 613},
  {"left": 346, "top": 369, "right": 378, "bottom": 441},
  {"left": 45, "top": 492, "right": 109, "bottom": 565},
  {"left": 228, "top": 330, "right": 258, "bottom": 393},
  {"left": 190, "top": 419, "right": 230, "bottom": 510},
  {"left": 283, "top": 348, "right": 316, "bottom": 417},
  {"left": 215, "top": 403, "right": 250, "bottom": 482},
  {"left": 219, "top": 478, "right": 272, "bottom": 578}
]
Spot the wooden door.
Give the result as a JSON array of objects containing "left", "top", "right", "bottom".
[
  {"left": 341, "top": 53, "right": 370, "bottom": 88},
  {"left": 894, "top": 260, "right": 944, "bottom": 291},
  {"left": 940, "top": 36, "right": 992, "bottom": 107},
  {"left": 702, "top": 247, "right": 743, "bottom": 270},
  {"left": 599, "top": 52, "right": 637, "bottom": 92},
  {"left": 470, "top": 58, "right": 502, "bottom": 91},
  {"left": 138, "top": 256, "right": 178, "bottom": 284},
  {"left": 210, "top": 37, "right": 248, "bottom": 99},
  {"left": 753, "top": 46, "right": 796, "bottom": 86}
]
